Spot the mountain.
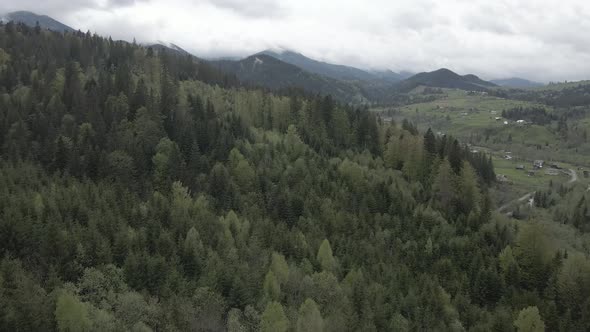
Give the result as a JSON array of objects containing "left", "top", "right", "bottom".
[
  {"left": 146, "top": 41, "right": 192, "bottom": 56},
  {"left": 1, "top": 11, "right": 74, "bottom": 32},
  {"left": 260, "top": 49, "right": 404, "bottom": 83},
  {"left": 211, "top": 54, "right": 368, "bottom": 103},
  {"left": 369, "top": 69, "right": 409, "bottom": 83},
  {"left": 491, "top": 77, "right": 544, "bottom": 88},
  {"left": 398, "top": 68, "right": 497, "bottom": 92}
]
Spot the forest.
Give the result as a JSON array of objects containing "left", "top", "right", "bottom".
[{"left": 0, "top": 21, "right": 589, "bottom": 331}]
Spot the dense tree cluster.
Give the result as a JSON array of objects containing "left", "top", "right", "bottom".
[
  {"left": 536, "top": 182, "right": 590, "bottom": 233},
  {"left": 491, "top": 84, "right": 590, "bottom": 108},
  {"left": 0, "top": 21, "right": 589, "bottom": 331},
  {"left": 501, "top": 106, "right": 556, "bottom": 125}
]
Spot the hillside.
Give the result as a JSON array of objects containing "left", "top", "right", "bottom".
[
  {"left": 1, "top": 11, "right": 590, "bottom": 332},
  {"left": 398, "top": 68, "right": 497, "bottom": 92},
  {"left": 1, "top": 11, "right": 74, "bottom": 32},
  {"left": 212, "top": 54, "right": 368, "bottom": 103}
]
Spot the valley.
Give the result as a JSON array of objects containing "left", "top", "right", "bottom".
[{"left": 374, "top": 84, "right": 590, "bottom": 224}]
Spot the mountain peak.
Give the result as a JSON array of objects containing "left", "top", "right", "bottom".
[
  {"left": 258, "top": 49, "right": 403, "bottom": 82},
  {"left": 432, "top": 68, "right": 455, "bottom": 74},
  {"left": 2, "top": 11, "right": 74, "bottom": 32},
  {"left": 400, "top": 68, "right": 496, "bottom": 92}
]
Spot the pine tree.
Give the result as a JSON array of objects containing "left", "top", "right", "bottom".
[
  {"left": 296, "top": 298, "right": 324, "bottom": 332},
  {"left": 514, "top": 306, "right": 545, "bottom": 332},
  {"left": 260, "top": 302, "right": 288, "bottom": 332},
  {"left": 317, "top": 239, "right": 336, "bottom": 272}
]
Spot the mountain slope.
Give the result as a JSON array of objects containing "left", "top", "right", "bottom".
[
  {"left": 399, "top": 68, "right": 497, "bottom": 92},
  {"left": 260, "top": 49, "right": 404, "bottom": 83},
  {"left": 147, "top": 42, "right": 192, "bottom": 56},
  {"left": 211, "top": 54, "right": 368, "bottom": 103},
  {"left": 491, "top": 77, "right": 544, "bottom": 88},
  {"left": 1, "top": 11, "right": 74, "bottom": 32}
]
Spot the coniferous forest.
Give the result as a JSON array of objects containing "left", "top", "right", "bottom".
[{"left": 1, "top": 21, "right": 589, "bottom": 331}]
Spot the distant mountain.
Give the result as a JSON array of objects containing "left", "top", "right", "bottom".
[
  {"left": 368, "top": 69, "right": 410, "bottom": 83},
  {"left": 147, "top": 42, "right": 192, "bottom": 56},
  {"left": 398, "top": 68, "right": 497, "bottom": 92},
  {"left": 211, "top": 54, "right": 368, "bottom": 103},
  {"left": 491, "top": 77, "right": 544, "bottom": 88},
  {"left": 398, "top": 71, "right": 415, "bottom": 79},
  {"left": 259, "top": 49, "right": 404, "bottom": 83},
  {"left": 1, "top": 11, "right": 74, "bottom": 32}
]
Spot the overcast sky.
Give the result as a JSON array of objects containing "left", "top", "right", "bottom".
[{"left": 2, "top": 0, "right": 590, "bottom": 82}]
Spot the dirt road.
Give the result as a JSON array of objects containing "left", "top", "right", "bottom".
[{"left": 496, "top": 168, "right": 578, "bottom": 213}]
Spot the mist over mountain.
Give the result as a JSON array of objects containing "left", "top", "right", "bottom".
[
  {"left": 2, "top": 6, "right": 590, "bottom": 332},
  {"left": 146, "top": 41, "right": 192, "bottom": 56},
  {"left": 259, "top": 49, "right": 404, "bottom": 82},
  {"left": 211, "top": 54, "right": 368, "bottom": 103},
  {"left": 490, "top": 77, "right": 544, "bottom": 88},
  {"left": 1, "top": 11, "right": 73, "bottom": 32},
  {"left": 0, "top": 10, "right": 569, "bottom": 103}
]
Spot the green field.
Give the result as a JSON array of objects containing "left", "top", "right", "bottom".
[
  {"left": 377, "top": 88, "right": 590, "bottom": 166},
  {"left": 376, "top": 87, "right": 590, "bottom": 208},
  {"left": 494, "top": 157, "right": 567, "bottom": 188}
]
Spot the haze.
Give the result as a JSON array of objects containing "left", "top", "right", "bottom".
[{"left": 1, "top": 0, "right": 589, "bottom": 82}]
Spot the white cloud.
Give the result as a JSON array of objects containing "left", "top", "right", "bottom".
[{"left": 4, "top": 0, "right": 590, "bottom": 82}]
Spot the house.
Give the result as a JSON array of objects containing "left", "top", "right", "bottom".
[
  {"left": 505, "top": 155, "right": 513, "bottom": 160},
  {"left": 516, "top": 119, "right": 526, "bottom": 125},
  {"left": 516, "top": 165, "right": 525, "bottom": 170},
  {"left": 503, "top": 121, "right": 509, "bottom": 125},
  {"left": 533, "top": 160, "right": 544, "bottom": 169},
  {"left": 495, "top": 117, "right": 502, "bottom": 121}
]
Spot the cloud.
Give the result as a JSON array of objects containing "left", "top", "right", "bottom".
[
  {"left": 208, "top": 0, "right": 286, "bottom": 18},
  {"left": 4, "top": 0, "right": 590, "bottom": 82}
]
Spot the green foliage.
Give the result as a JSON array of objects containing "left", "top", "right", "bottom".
[
  {"left": 263, "top": 270, "right": 281, "bottom": 302},
  {"left": 557, "top": 253, "right": 590, "bottom": 314},
  {"left": 270, "top": 252, "right": 290, "bottom": 285},
  {"left": 55, "top": 291, "right": 91, "bottom": 332},
  {"left": 260, "top": 301, "right": 289, "bottom": 332},
  {"left": 0, "top": 22, "right": 586, "bottom": 332},
  {"left": 317, "top": 239, "right": 336, "bottom": 272},
  {"left": 297, "top": 298, "right": 324, "bottom": 332},
  {"left": 514, "top": 306, "right": 545, "bottom": 332},
  {"left": 514, "top": 224, "right": 553, "bottom": 290}
]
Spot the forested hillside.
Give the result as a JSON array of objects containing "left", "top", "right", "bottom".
[{"left": 0, "top": 21, "right": 589, "bottom": 332}]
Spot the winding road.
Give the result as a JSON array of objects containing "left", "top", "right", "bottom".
[{"left": 495, "top": 168, "right": 578, "bottom": 213}]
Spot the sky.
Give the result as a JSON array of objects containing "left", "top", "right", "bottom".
[{"left": 1, "top": 0, "right": 590, "bottom": 82}]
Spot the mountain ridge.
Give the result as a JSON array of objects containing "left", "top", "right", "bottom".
[
  {"left": 211, "top": 54, "right": 368, "bottom": 103},
  {"left": 259, "top": 49, "right": 406, "bottom": 83},
  {"left": 490, "top": 77, "right": 544, "bottom": 88},
  {"left": 1, "top": 11, "right": 74, "bottom": 32},
  {"left": 399, "top": 68, "right": 497, "bottom": 92}
]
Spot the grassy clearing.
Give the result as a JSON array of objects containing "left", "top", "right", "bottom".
[
  {"left": 493, "top": 156, "right": 569, "bottom": 191},
  {"left": 377, "top": 88, "right": 590, "bottom": 166},
  {"left": 376, "top": 88, "right": 590, "bottom": 208}
]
